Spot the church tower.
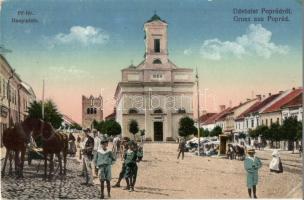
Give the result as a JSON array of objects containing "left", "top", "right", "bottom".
[{"left": 144, "top": 14, "right": 168, "bottom": 66}]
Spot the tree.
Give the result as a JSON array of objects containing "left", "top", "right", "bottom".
[
  {"left": 238, "top": 132, "right": 247, "bottom": 139},
  {"left": 129, "top": 119, "right": 139, "bottom": 139},
  {"left": 210, "top": 126, "right": 222, "bottom": 137},
  {"left": 269, "top": 123, "right": 281, "bottom": 148},
  {"left": 28, "top": 100, "right": 63, "bottom": 129},
  {"left": 281, "top": 116, "right": 298, "bottom": 152},
  {"left": 70, "top": 122, "right": 82, "bottom": 130},
  {"left": 296, "top": 121, "right": 302, "bottom": 141},
  {"left": 102, "top": 120, "right": 121, "bottom": 136},
  {"left": 178, "top": 116, "right": 197, "bottom": 138},
  {"left": 92, "top": 120, "right": 104, "bottom": 133},
  {"left": 200, "top": 128, "right": 210, "bottom": 137}
]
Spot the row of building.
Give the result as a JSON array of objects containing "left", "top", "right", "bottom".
[
  {"left": 0, "top": 55, "right": 37, "bottom": 146},
  {"left": 199, "top": 87, "right": 303, "bottom": 145}
]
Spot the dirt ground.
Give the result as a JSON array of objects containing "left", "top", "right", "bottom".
[{"left": 88, "top": 143, "right": 302, "bottom": 199}]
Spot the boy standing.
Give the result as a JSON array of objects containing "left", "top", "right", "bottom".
[
  {"left": 244, "top": 148, "right": 262, "bottom": 199},
  {"left": 124, "top": 141, "right": 138, "bottom": 192},
  {"left": 94, "top": 138, "right": 116, "bottom": 199}
]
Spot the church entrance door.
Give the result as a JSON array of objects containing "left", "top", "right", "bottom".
[{"left": 154, "top": 121, "right": 163, "bottom": 141}]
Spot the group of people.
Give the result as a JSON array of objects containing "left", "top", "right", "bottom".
[{"left": 78, "top": 129, "right": 143, "bottom": 199}]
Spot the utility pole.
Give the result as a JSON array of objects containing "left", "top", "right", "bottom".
[
  {"left": 42, "top": 80, "right": 45, "bottom": 120},
  {"left": 7, "top": 69, "right": 14, "bottom": 127},
  {"left": 196, "top": 67, "right": 200, "bottom": 156}
]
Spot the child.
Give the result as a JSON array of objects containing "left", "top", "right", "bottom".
[
  {"left": 124, "top": 140, "right": 138, "bottom": 192},
  {"left": 94, "top": 138, "right": 116, "bottom": 199},
  {"left": 244, "top": 148, "right": 262, "bottom": 199},
  {"left": 132, "top": 143, "right": 143, "bottom": 189}
]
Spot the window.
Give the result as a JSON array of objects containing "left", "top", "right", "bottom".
[
  {"left": 266, "top": 119, "right": 268, "bottom": 126},
  {"left": 90, "top": 108, "right": 94, "bottom": 114},
  {"left": 251, "top": 119, "right": 254, "bottom": 128},
  {"left": 94, "top": 108, "right": 97, "bottom": 114},
  {"left": 246, "top": 120, "right": 248, "bottom": 128},
  {"left": 87, "top": 108, "right": 90, "bottom": 114},
  {"left": 153, "top": 59, "right": 162, "bottom": 64},
  {"left": 262, "top": 120, "right": 264, "bottom": 125},
  {"left": 270, "top": 118, "right": 273, "bottom": 125},
  {"left": 154, "top": 108, "right": 163, "bottom": 114},
  {"left": 129, "top": 108, "right": 138, "bottom": 114},
  {"left": 177, "top": 108, "right": 186, "bottom": 114},
  {"left": 257, "top": 119, "right": 259, "bottom": 126},
  {"left": 153, "top": 74, "right": 163, "bottom": 79},
  {"left": 154, "top": 39, "right": 160, "bottom": 53}
]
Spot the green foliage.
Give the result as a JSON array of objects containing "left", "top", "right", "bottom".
[
  {"left": 129, "top": 119, "right": 139, "bottom": 138},
  {"left": 70, "top": 122, "right": 82, "bottom": 130},
  {"left": 238, "top": 132, "right": 247, "bottom": 139},
  {"left": 178, "top": 117, "right": 197, "bottom": 137},
  {"left": 92, "top": 120, "right": 104, "bottom": 133},
  {"left": 28, "top": 100, "right": 63, "bottom": 129},
  {"left": 200, "top": 128, "right": 210, "bottom": 137},
  {"left": 102, "top": 120, "right": 121, "bottom": 136},
  {"left": 296, "top": 121, "right": 302, "bottom": 140},
  {"left": 210, "top": 126, "right": 222, "bottom": 137},
  {"left": 281, "top": 117, "right": 298, "bottom": 141}
]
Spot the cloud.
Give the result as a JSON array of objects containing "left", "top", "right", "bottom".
[
  {"left": 200, "top": 24, "right": 289, "bottom": 60},
  {"left": 48, "top": 26, "right": 109, "bottom": 47},
  {"left": 45, "top": 66, "right": 94, "bottom": 81},
  {"left": 183, "top": 48, "right": 192, "bottom": 55}
]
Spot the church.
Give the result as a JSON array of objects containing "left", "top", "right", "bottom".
[{"left": 114, "top": 14, "right": 194, "bottom": 141}]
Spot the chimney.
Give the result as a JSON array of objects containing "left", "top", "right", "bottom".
[
  {"left": 279, "top": 91, "right": 283, "bottom": 94},
  {"left": 256, "top": 95, "right": 262, "bottom": 100},
  {"left": 219, "top": 105, "right": 226, "bottom": 112},
  {"left": 292, "top": 87, "right": 295, "bottom": 90},
  {"left": 268, "top": 93, "right": 272, "bottom": 97}
]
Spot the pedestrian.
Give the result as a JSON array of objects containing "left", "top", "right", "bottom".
[
  {"left": 112, "top": 135, "right": 121, "bottom": 157},
  {"left": 94, "top": 138, "right": 116, "bottom": 199},
  {"left": 299, "top": 144, "right": 302, "bottom": 157},
  {"left": 244, "top": 148, "right": 262, "bottom": 199},
  {"left": 124, "top": 140, "right": 138, "bottom": 192},
  {"left": 68, "top": 133, "right": 77, "bottom": 157},
  {"left": 112, "top": 137, "right": 130, "bottom": 188},
  {"left": 81, "top": 128, "right": 94, "bottom": 186},
  {"left": 177, "top": 137, "right": 186, "bottom": 159},
  {"left": 269, "top": 149, "right": 283, "bottom": 173},
  {"left": 92, "top": 129, "right": 100, "bottom": 178},
  {"left": 132, "top": 142, "right": 143, "bottom": 189}
]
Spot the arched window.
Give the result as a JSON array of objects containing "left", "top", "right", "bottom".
[
  {"left": 94, "top": 108, "right": 97, "bottom": 114},
  {"left": 154, "top": 108, "right": 163, "bottom": 114},
  {"left": 178, "top": 108, "right": 186, "bottom": 114},
  {"left": 87, "top": 108, "right": 90, "bottom": 114},
  {"left": 90, "top": 108, "right": 94, "bottom": 114},
  {"left": 129, "top": 108, "right": 138, "bottom": 114},
  {"left": 153, "top": 59, "right": 162, "bottom": 64}
]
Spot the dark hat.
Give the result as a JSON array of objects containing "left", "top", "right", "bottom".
[{"left": 100, "top": 137, "right": 109, "bottom": 144}]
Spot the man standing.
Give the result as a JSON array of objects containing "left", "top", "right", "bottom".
[
  {"left": 244, "top": 148, "right": 262, "bottom": 198},
  {"left": 81, "top": 128, "right": 94, "bottom": 186},
  {"left": 177, "top": 137, "right": 186, "bottom": 160},
  {"left": 92, "top": 129, "right": 100, "bottom": 178}
]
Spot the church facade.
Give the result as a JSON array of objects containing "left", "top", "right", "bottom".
[{"left": 114, "top": 14, "right": 194, "bottom": 141}]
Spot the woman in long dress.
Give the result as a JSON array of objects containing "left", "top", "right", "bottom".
[{"left": 269, "top": 149, "right": 283, "bottom": 173}]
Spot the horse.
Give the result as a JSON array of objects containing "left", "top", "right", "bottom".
[
  {"left": 234, "top": 145, "right": 245, "bottom": 160},
  {"left": 2, "top": 117, "right": 44, "bottom": 178},
  {"left": 32, "top": 122, "right": 68, "bottom": 178}
]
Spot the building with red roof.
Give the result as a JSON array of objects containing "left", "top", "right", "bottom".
[{"left": 260, "top": 87, "right": 303, "bottom": 127}]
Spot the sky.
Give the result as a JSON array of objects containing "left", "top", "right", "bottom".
[{"left": 0, "top": 0, "right": 302, "bottom": 124}]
